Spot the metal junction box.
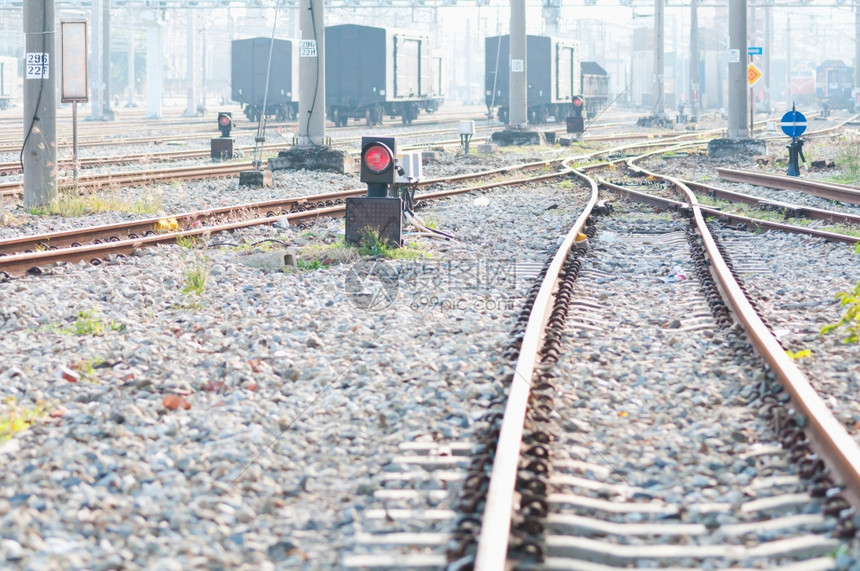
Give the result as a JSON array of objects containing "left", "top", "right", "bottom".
[{"left": 345, "top": 197, "right": 402, "bottom": 247}]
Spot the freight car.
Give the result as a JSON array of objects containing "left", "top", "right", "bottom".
[
  {"left": 231, "top": 37, "right": 298, "bottom": 122},
  {"left": 581, "top": 61, "right": 609, "bottom": 115},
  {"left": 485, "top": 35, "right": 582, "bottom": 125},
  {"left": 815, "top": 60, "right": 854, "bottom": 110},
  {"left": 326, "top": 24, "right": 444, "bottom": 126},
  {"left": 0, "top": 56, "right": 17, "bottom": 110}
]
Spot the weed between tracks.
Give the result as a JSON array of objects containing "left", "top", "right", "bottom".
[
  {"left": 828, "top": 135, "right": 860, "bottom": 185},
  {"left": 25, "top": 188, "right": 163, "bottom": 217},
  {"left": 821, "top": 280, "right": 860, "bottom": 344},
  {"left": 695, "top": 194, "right": 860, "bottom": 238}
]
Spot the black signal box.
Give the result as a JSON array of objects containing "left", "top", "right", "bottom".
[{"left": 345, "top": 197, "right": 402, "bottom": 247}]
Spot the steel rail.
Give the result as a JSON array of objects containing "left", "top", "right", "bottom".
[
  {"left": 0, "top": 139, "right": 696, "bottom": 258},
  {"left": 717, "top": 168, "right": 860, "bottom": 205},
  {"left": 0, "top": 165, "right": 581, "bottom": 277},
  {"left": 473, "top": 162, "right": 598, "bottom": 570},
  {"left": 683, "top": 179, "right": 860, "bottom": 225},
  {"left": 624, "top": 159, "right": 860, "bottom": 511}
]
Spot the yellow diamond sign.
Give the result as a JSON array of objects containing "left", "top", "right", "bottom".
[{"left": 747, "top": 63, "right": 762, "bottom": 86}]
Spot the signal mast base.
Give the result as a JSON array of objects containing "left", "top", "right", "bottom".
[
  {"left": 707, "top": 138, "right": 766, "bottom": 159},
  {"left": 491, "top": 127, "right": 545, "bottom": 146},
  {"left": 270, "top": 147, "right": 353, "bottom": 174}
]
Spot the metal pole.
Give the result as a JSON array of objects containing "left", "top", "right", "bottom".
[
  {"left": 297, "top": 0, "right": 326, "bottom": 148},
  {"left": 252, "top": 2, "right": 283, "bottom": 170},
  {"left": 509, "top": 0, "right": 527, "bottom": 128},
  {"left": 127, "top": 8, "right": 134, "bottom": 107},
  {"left": 727, "top": 0, "right": 748, "bottom": 138},
  {"left": 184, "top": 8, "right": 198, "bottom": 117},
  {"left": 23, "top": 0, "right": 57, "bottom": 208},
  {"left": 90, "top": 0, "right": 102, "bottom": 120},
  {"left": 689, "top": 0, "right": 699, "bottom": 120},
  {"left": 764, "top": 3, "right": 771, "bottom": 112},
  {"left": 856, "top": 4, "right": 860, "bottom": 106},
  {"left": 786, "top": 15, "right": 791, "bottom": 107},
  {"left": 654, "top": 0, "right": 664, "bottom": 117},
  {"left": 103, "top": 0, "right": 112, "bottom": 119},
  {"left": 145, "top": 12, "right": 163, "bottom": 119},
  {"left": 73, "top": 101, "right": 78, "bottom": 189}
]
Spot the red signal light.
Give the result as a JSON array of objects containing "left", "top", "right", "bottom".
[
  {"left": 217, "top": 112, "right": 233, "bottom": 137},
  {"left": 573, "top": 97, "right": 583, "bottom": 107},
  {"left": 363, "top": 143, "right": 393, "bottom": 174}
]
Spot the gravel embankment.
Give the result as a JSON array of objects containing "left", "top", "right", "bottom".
[{"left": 0, "top": 152, "right": 591, "bottom": 568}]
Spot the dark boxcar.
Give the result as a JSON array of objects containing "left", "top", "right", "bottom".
[
  {"left": 485, "top": 35, "right": 580, "bottom": 125},
  {"left": 815, "top": 60, "right": 854, "bottom": 110},
  {"left": 231, "top": 37, "right": 298, "bottom": 122},
  {"left": 326, "top": 24, "right": 444, "bottom": 126},
  {"left": 581, "top": 61, "right": 609, "bottom": 114}
]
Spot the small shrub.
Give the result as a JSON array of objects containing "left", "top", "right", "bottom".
[
  {"left": 1, "top": 397, "right": 48, "bottom": 442},
  {"left": 357, "top": 227, "right": 392, "bottom": 257},
  {"left": 183, "top": 255, "right": 210, "bottom": 295},
  {"left": 820, "top": 280, "right": 860, "bottom": 344}
]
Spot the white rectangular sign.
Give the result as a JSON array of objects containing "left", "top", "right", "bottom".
[
  {"left": 300, "top": 39, "right": 317, "bottom": 57},
  {"left": 26, "top": 52, "right": 49, "bottom": 79},
  {"left": 727, "top": 49, "right": 740, "bottom": 63},
  {"left": 61, "top": 20, "right": 88, "bottom": 102},
  {"left": 511, "top": 59, "right": 524, "bottom": 73}
]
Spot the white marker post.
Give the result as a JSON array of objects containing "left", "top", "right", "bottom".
[{"left": 61, "top": 20, "right": 89, "bottom": 189}]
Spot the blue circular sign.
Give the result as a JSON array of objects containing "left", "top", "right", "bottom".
[{"left": 780, "top": 110, "right": 807, "bottom": 137}]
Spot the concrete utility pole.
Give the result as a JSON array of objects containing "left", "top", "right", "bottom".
[
  {"left": 764, "top": 4, "right": 771, "bottom": 112},
  {"left": 103, "top": 0, "right": 113, "bottom": 119},
  {"left": 23, "top": 0, "right": 57, "bottom": 207},
  {"left": 689, "top": 0, "right": 699, "bottom": 120},
  {"left": 509, "top": 0, "right": 527, "bottom": 127},
  {"left": 184, "top": 9, "right": 199, "bottom": 117},
  {"left": 297, "top": 0, "right": 325, "bottom": 147},
  {"left": 856, "top": 4, "right": 860, "bottom": 101},
  {"left": 127, "top": 9, "right": 135, "bottom": 107},
  {"left": 90, "top": 0, "right": 102, "bottom": 120},
  {"left": 786, "top": 16, "right": 791, "bottom": 105},
  {"left": 654, "top": 0, "right": 664, "bottom": 117},
  {"left": 144, "top": 9, "right": 163, "bottom": 119},
  {"left": 727, "top": 0, "right": 748, "bottom": 138}
]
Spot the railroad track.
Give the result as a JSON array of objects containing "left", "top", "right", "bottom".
[
  {"left": 0, "top": 137, "right": 469, "bottom": 196},
  {"left": 436, "top": 155, "right": 860, "bottom": 569},
  {"left": 0, "top": 158, "right": 579, "bottom": 278}
]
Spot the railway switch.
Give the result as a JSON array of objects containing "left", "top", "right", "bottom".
[
  {"left": 786, "top": 138, "right": 805, "bottom": 177},
  {"left": 217, "top": 112, "right": 233, "bottom": 137}
]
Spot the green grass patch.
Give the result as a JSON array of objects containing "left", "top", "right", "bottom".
[
  {"left": 1, "top": 397, "right": 48, "bottom": 443},
  {"left": 26, "top": 189, "right": 163, "bottom": 217},
  {"left": 828, "top": 139, "right": 860, "bottom": 185},
  {"left": 68, "top": 309, "right": 124, "bottom": 336}
]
